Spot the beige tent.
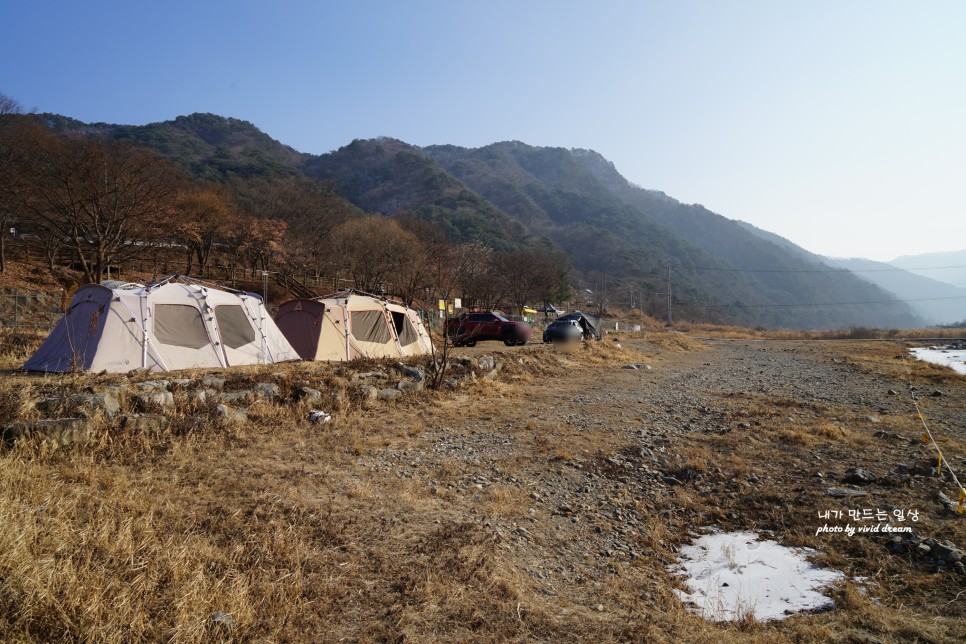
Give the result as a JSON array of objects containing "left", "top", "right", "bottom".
[
  {"left": 23, "top": 276, "right": 300, "bottom": 373},
  {"left": 274, "top": 292, "right": 433, "bottom": 361}
]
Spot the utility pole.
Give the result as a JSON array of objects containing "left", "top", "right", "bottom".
[{"left": 666, "top": 264, "right": 672, "bottom": 326}]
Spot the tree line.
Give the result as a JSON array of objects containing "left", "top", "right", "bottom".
[{"left": 0, "top": 93, "right": 571, "bottom": 311}]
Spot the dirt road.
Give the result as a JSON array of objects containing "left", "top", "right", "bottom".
[{"left": 349, "top": 335, "right": 966, "bottom": 638}]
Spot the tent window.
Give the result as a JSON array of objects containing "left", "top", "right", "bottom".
[
  {"left": 351, "top": 310, "right": 391, "bottom": 344},
  {"left": 215, "top": 305, "right": 257, "bottom": 349},
  {"left": 154, "top": 304, "right": 211, "bottom": 349},
  {"left": 392, "top": 311, "right": 418, "bottom": 345}
]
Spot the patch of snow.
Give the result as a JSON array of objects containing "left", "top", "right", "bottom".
[
  {"left": 670, "top": 530, "right": 844, "bottom": 622},
  {"left": 910, "top": 347, "right": 966, "bottom": 375}
]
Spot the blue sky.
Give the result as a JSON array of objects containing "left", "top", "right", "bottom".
[{"left": 2, "top": 0, "right": 963, "bottom": 261}]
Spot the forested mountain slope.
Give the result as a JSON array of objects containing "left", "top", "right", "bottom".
[{"left": 40, "top": 113, "right": 921, "bottom": 329}]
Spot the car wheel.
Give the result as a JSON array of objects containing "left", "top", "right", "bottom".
[
  {"left": 516, "top": 339, "right": 527, "bottom": 346},
  {"left": 464, "top": 340, "right": 476, "bottom": 347},
  {"left": 503, "top": 338, "right": 516, "bottom": 346}
]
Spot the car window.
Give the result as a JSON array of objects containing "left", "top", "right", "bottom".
[{"left": 493, "top": 313, "right": 508, "bottom": 322}]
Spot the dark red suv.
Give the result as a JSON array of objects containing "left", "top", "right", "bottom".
[{"left": 446, "top": 311, "right": 532, "bottom": 347}]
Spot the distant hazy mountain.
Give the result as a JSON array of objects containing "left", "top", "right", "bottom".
[
  {"left": 37, "top": 113, "right": 923, "bottom": 330},
  {"left": 822, "top": 257, "right": 966, "bottom": 325},
  {"left": 890, "top": 250, "right": 966, "bottom": 289}
]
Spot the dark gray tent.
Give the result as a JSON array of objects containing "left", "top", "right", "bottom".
[{"left": 558, "top": 311, "right": 601, "bottom": 340}]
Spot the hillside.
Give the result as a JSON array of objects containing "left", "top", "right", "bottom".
[
  {"left": 891, "top": 250, "right": 966, "bottom": 289},
  {"left": 301, "top": 138, "right": 528, "bottom": 250},
  {"left": 34, "top": 113, "right": 923, "bottom": 329},
  {"left": 39, "top": 112, "right": 309, "bottom": 182},
  {"left": 424, "top": 142, "right": 920, "bottom": 329},
  {"left": 823, "top": 257, "right": 966, "bottom": 326}
]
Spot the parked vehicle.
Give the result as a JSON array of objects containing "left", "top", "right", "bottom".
[
  {"left": 542, "top": 318, "right": 585, "bottom": 343},
  {"left": 446, "top": 311, "right": 532, "bottom": 347},
  {"left": 542, "top": 311, "right": 602, "bottom": 343}
]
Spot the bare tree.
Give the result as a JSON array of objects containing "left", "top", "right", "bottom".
[
  {"left": 0, "top": 92, "right": 23, "bottom": 272},
  {"left": 241, "top": 215, "right": 288, "bottom": 276},
  {"left": 170, "top": 183, "right": 238, "bottom": 276},
  {"left": 327, "top": 216, "right": 423, "bottom": 295},
  {"left": 18, "top": 132, "right": 181, "bottom": 283},
  {"left": 234, "top": 177, "right": 356, "bottom": 281}
]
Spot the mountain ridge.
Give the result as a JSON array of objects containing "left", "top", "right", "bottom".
[{"left": 32, "top": 111, "right": 926, "bottom": 329}]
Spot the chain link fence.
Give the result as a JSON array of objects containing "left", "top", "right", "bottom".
[{"left": 0, "top": 289, "right": 65, "bottom": 330}]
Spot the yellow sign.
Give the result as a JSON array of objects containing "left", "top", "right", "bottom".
[
  {"left": 447, "top": 304, "right": 454, "bottom": 314},
  {"left": 438, "top": 299, "right": 446, "bottom": 311}
]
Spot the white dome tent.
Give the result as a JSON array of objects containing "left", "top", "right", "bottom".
[{"left": 23, "top": 275, "right": 300, "bottom": 373}]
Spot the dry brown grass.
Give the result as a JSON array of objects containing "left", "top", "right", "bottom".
[
  {"left": 679, "top": 322, "right": 966, "bottom": 341},
  {"left": 2, "top": 326, "right": 966, "bottom": 641}
]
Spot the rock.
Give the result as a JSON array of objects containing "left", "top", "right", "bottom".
[
  {"left": 202, "top": 376, "right": 226, "bottom": 390},
  {"left": 377, "top": 388, "right": 402, "bottom": 401},
  {"left": 873, "top": 430, "right": 905, "bottom": 441},
  {"left": 483, "top": 362, "right": 502, "bottom": 380},
  {"left": 355, "top": 371, "right": 388, "bottom": 381},
  {"left": 253, "top": 382, "right": 281, "bottom": 401},
  {"left": 37, "top": 390, "right": 122, "bottom": 419},
  {"left": 294, "top": 386, "right": 323, "bottom": 405},
  {"left": 216, "top": 390, "right": 252, "bottom": 404},
  {"left": 938, "top": 491, "right": 959, "bottom": 514},
  {"left": 308, "top": 410, "right": 332, "bottom": 423},
  {"left": 397, "top": 380, "right": 422, "bottom": 394},
  {"left": 842, "top": 467, "right": 877, "bottom": 485},
  {"left": 359, "top": 385, "right": 379, "bottom": 401},
  {"left": 187, "top": 389, "right": 214, "bottom": 404},
  {"left": 77, "top": 391, "right": 122, "bottom": 418},
  {"left": 169, "top": 378, "right": 193, "bottom": 388},
  {"left": 215, "top": 404, "right": 247, "bottom": 424},
  {"left": 930, "top": 541, "right": 964, "bottom": 564},
  {"left": 136, "top": 380, "right": 170, "bottom": 392},
  {"left": 210, "top": 611, "right": 234, "bottom": 631},
  {"left": 825, "top": 487, "right": 868, "bottom": 498},
  {"left": 135, "top": 390, "right": 174, "bottom": 412},
  {"left": 930, "top": 389, "right": 943, "bottom": 397},
  {"left": 478, "top": 356, "right": 496, "bottom": 371},
  {"left": 120, "top": 413, "right": 170, "bottom": 434},
  {"left": 397, "top": 363, "right": 425, "bottom": 382},
  {"left": 3, "top": 418, "right": 93, "bottom": 447}
]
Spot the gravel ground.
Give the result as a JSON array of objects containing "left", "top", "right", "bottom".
[{"left": 359, "top": 336, "right": 966, "bottom": 622}]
